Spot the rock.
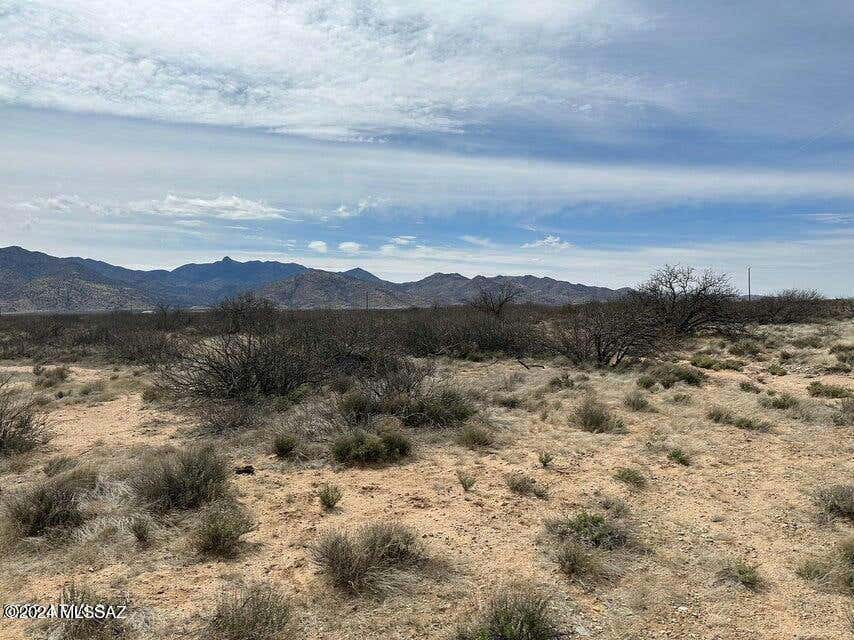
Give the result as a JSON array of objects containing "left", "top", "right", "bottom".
[{"left": 235, "top": 464, "right": 255, "bottom": 475}]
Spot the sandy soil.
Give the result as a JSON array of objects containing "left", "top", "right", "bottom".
[{"left": 0, "top": 322, "right": 852, "bottom": 639}]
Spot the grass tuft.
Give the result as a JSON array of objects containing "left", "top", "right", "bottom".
[
  {"left": 614, "top": 467, "right": 646, "bottom": 489},
  {"left": 318, "top": 483, "right": 343, "bottom": 510},
  {"left": 572, "top": 398, "right": 626, "bottom": 434},
  {"left": 506, "top": 472, "right": 549, "bottom": 499},
  {"left": 205, "top": 582, "right": 291, "bottom": 640},
  {"left": 191, "top": 501, "right": 254, "bottom": 558},
  {"left": 132, "top": 444, "right": 229, "bottom": 512},
  {"left": 454, "top": 583, "right": 559, "bottom": 640}
]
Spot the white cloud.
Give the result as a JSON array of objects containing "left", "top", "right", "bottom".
[
  {"left": 307, "top": 240, "right": 327, "bottom": 253},
  {"left": 338, "top": 241, "right": 361, "bottom": 253},
  {"left": 521, "top": 235, "right": 572, "bottom": 250},
  {"left": 134, "top": 195, "right": 290, "bottom": 220},
  {"left": 390, "top": 236, "right": 416, "bottom": 245},
  {"left": 461, "top": 235, "right": 495, "bottom": 248},
  {"left": 805, "top": 213, "right": 854, "bottom": 224}
]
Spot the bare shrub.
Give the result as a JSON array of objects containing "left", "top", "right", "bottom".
[
  {"left": 131, "top": 445, "right": 229, "bottom": 512},
  {"left": 312, "top": 522, "right": 426, "bottom": 595},
  {"left": 197, "top": 401, "right": 259, "bottom": 434},
  {"left": 205, "top": 582, "right": 292, "bottom": 640},
  {"left": 468, "top": 281, "right": 523, "bottom": 319}
]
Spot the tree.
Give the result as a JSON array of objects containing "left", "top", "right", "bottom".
[
  {"left": 468, "top": 281, "right": 523, "bottom": 319},
  {"left": 631, "top": 265, "right": 740, "bottom": 336}
]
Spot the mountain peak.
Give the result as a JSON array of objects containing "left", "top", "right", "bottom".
[{"left": 342, "top": 267, "right": 382, "bottom": 282}]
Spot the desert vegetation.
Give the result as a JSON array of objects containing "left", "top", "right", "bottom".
[{"left": 0, "top": 266, "right": 852, "bottom": 639}]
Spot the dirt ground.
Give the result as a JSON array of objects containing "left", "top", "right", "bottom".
[{"left": 1, "top": 321, "right": 852, "bottom": 639}]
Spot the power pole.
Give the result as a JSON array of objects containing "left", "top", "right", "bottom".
[{"left": 747, "top": 266, "right": 751, "bottom": 302}]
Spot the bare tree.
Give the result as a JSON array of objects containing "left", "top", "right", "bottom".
[
  {"left": 632, "top": 265, "right": 740, "bottom": 336},
  {"left": 468, "top": 281, "right": 523, "bottom": 319}
]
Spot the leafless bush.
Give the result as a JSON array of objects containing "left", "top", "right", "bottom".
[
  {"left": 468, "top": 281, "right": 523, "bottom": 318},
  {"left": 0, "top": 375, "right": 50, "bottom": 456}
]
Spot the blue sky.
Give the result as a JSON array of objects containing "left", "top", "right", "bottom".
[{"left": 1, "top": 1, "right": 853, "bottom": 294}]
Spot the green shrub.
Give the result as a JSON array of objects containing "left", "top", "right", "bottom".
[
  {"left": 545, "top": 511, "right": 629, "bottom": 550},
  {"left": 767, "top": 364, "right": 787, "bottom": 376},
  {"left": 572, "top": 398, "right": 626, "bottom": 434},
  {"left": 614, "top": 467, "right": 646, "bottom": 489},
  {"left": 739, "top": 381, "right": 761, "bottom": 394},
  {"left": 456, "top": 422, "right": 495, "bottom": 448},
  {"left": 205, "top": 582, "right": 291, "bottom": 640},
  {"left": 272, "top": 432, "right": 299, "bottom": 459},
  {"left": 506, "top": 473, "right": 548, "bottom": 499},
  {"left": 318, "top": 483, "right": 343, "bottom": 510},
  {"left": 3, "top": 467, "right": 97, "bottom": 539},
  {"left": 729, "top": 339, "right": 761, "bottom": 357},
  {"left": 538, "top": 451, "right": 554, "bottom": 468},
  {"left": 331, "top": 429, "right": 412, "bottom": 466},
  {"left": 636, "top": 375, "right": 656, "bottom": 389},
  {"left": 759, "top": 393, "right": 799, "bottom": 410},
  {"left": 733, "top": 416, "right": 772, "bottom": 432},
  {"left": 790, "top": 334, "right": 823, "bottom": 349},
  {"left": 717, "top": 559, "right": 762, "bottom": 591},
  {"left": 623, "top": 390, "right": 649, "bottom": 411},
  {"left": 192, "top": 502, "right": 254, "bottom": 558},
  {"left": 454, "top": 583, "right": 559, "bottom": 640},
  {"left": 667, "top": 448, "right": 691, "bottom": 466},
  {"left": 808, "top": 381, "right": 853, "bottom": 399},
  {"left": 312, "top": 522, "right": 426, "bottom": 595},
  {"left": 456, "top": 470, "right": 476, "bottom": 492},
  {"left": 132, "top": 444, "right": 229, "bottom": 512},
  {"left": 690, "top": 354, "right": 743, "bottom": 371}
]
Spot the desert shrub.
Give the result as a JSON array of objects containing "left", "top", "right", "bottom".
[
  {"left": 545, "top": 511, "right": 629, "bottom": 550},
  {"left": 402, "top": 388, "right": 476, "bottom": 427},
  {"left": 572, "top": 398, "right": 626, "bottom": 434},
  {"left": 3, "top": 467, "right": 98, "bottom": 539},
  {"left": 0, "top": 375, "right": 50, "bottom": 456},
  {"left": 623, "top": 390, "right": 649, "bottom": 411},
  {"left": 832, "top": 398, "right": 854, "bottom": 426},
  {"left": 759, "top": 393, "right": 799, "bottom": 410},
  {"left": 797, "top": 536, "right": 854, "bottom": 596},
  {"left": 312, "top": 522, "right": 426, "bottom": 595},
  {"left": 205, "top": 582, "right": 292, "bottom": 640},
  {"left": 43, "top": 455, "right": 77, "bottom": 477},
  {"left": 636, "top": 374, "right": 656, "bottom": 389},
  {"left": 272, "top": 432, "right": 299, "bottom": 459},
  {"left": 318, "top": 483, "right": 343, "bottom": 510},
  {"left": 748, "top": 288, "right": 825, "bottom": 324},
  {"left": 506, "top": 472, "right": 548, "bottom": 499},
  {"left": 649, "top": 363, "right": 706, "bottom": 389},
  {"left": 729, "top": 339, "right": 761, "bottom": 357},
  {"left": 554, "top": 540, "right": 606, "bottom": 583},
  {"left": 668, "top": 392, "right": 692, "bottom": 405},
  {"left": 707, "top": 406, "right": 734, "bottom": 424},
  {"left": 192, "top": 501, "right": 254, "bottom": 558},
  {"left": 456, "top": 422, "right": 496, "bottom": 448},
  {"left": 614, "top": 467, "right": 646, "bottom": 489},
  {"left": 132, "top": 444, "right": 229, "bottom": 512},
  {"left": 733, "top": 416, "right": 772, "bottom": 432},
  {"left": 739, "top": 381, "right": 761, "bottom": 393},
  {"left": 33, "top": 365, "right": 70, "bottom": 388},
  {"left": 667, "top": 448, "right": 691, "bottom": 466},
  {"left": 814, "top": 484, "right": 854, "bottom": 521},
  {"left": 689, "top": 354, "right": 743, "bottom": 371},
  {"left": 129, "top": 515, "right": 153, "bottom": 547},
  {"left": 496, "top": 395, "right": 522, "bottom": 409},
  {"left": 790, "top": 334, "right": 824, "bottom": 349},
  {"left": 197, "top": 401, "right": 259, "bottom": 434},
  {"left": 717, "top": 559, "right": 762, "bottom": 591},
  {"left": 161, "top": 333, "right": 325, "bottom": 401},
  {"left": 767, "top": 363, "right": 787, "bottom": 376},
  {"left": 456, "top": 470, "right": 476, "bottom": 492},
  {"left": 331, "top": 429, "right": 411, "bottom": 466},
  {"left": 808, "top": 381, "right": 853, "bottom": 399},
  {"left": 547, "top": 374, "right": 574, "bottom": 390},
  {"left": 538, "top": 451, "right": 554, "bottom": 468},
  {"left": 454, "top": 583, "right": 558, "bottom": 640},
  {"left": 46, "top": 582, "right": 132, "bottom": 640}
]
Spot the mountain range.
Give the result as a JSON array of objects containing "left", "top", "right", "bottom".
[{"left": 0, "top": 246, "right": 627, "bottom": 312}]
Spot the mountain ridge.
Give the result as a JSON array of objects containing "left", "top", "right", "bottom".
[{"left": 0, "top": 246, "right": 629, "bottom": 312}]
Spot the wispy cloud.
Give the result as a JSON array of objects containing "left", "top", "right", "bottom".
[
  {"left": 521, "top": 235, "right": 572, "bottom": 250},
  {"left": 461, "top": 235, "right": 495, "bottom": 248}
]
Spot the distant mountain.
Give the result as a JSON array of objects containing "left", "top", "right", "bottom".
[{"left": 0, "top": 246, "right": 626, "bottom": 312}]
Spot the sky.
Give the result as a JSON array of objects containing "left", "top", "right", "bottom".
[{"left": 1, "top": 0, "right": 853, "bottom": 294}]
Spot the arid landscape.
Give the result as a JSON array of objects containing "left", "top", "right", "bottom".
[{"left": 0, "top": 270, "right": 852, "bottom": 640}]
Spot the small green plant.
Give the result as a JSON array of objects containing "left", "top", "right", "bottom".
[
  {"left": 739, "top": 381, "right": 761, "bottom": 393},
  {"left": 733, "top": 416, "right": 772, "bottom": 432},
  {"left": 729, "top": 339, "right": 761, "bottom": 357},
  {"left": 538, "top": 451, "right": 554, "bottom": 468},
  {"left": 272, "top": 432, "right": 299, "bottom": 459},
  {"left": 767, "top": 363, "right": 787, "bottom": 376},
  {"left": 312, "top": 522, "right": 426, "bottom": 595},
  {"left": 506, "top": 472, "right": 548, "bottom": 499},
  {"left": 808, "top": 381, "right": 853, "bottom": 399},
  {"left": 717, "top": 559, "right": 762, "bottom": 591},
  {"left": 331, "top": 429, "right": 412, "bottom": 466},
  {"left": 545, "top": 511, "right": 629, "bottom": 550},
  {"left": 192, "top": 501, "right": 254, "bottom": 558},
  {"left": 623, "top": 390, "right": 649, "bottom": 411},
  {"left": 614, "top": 467, "right": 646, "bottom": 489},
  {"left": 318, "top": 483, "right": 343, "bottom": 510},
  {"left": 553, "top": 540, "right": 605, "bottom": 583},
  {"left": 456, "top": 422, "right": 495, "bottom": 448},
  {"left": 453, "top": 583, "right": 558, "bottom": 640},
  {"left": 667, "top": 448, "right": 691, "bottom": 466},
  {"left": 205, "top": 582, "right": 291, "bottom": 640},
  {"left": 572, "top": 398, "right": 626, "bottom": 434},
  {"left": 456, "top": 470, "right": 476, "bottom": 492}
]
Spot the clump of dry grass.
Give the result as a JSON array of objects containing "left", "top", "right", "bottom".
[
  {"left": 454, "top": 582, "right": 559, "bottom": 640},
  {"left": 831, "top": 397, "right": 854, "bottom": 426},
  {"left": 456, "top": 421, "right": 496, "bottom": 448},
  {"left": 312, "top": 522, "right": 427, "bottom": 595},
  {"left": 767, "top": 363, "right": 787, "bottom": 376},
  {"left": 271, "top": 431, "right": 299, "bottom": 459},
  {"left": 707, "top": 407, "right": 772, "bottom": 432},
  {"left": 205, "top": 582, "right": 292, "bottom": 640},
  {"left": 667, "top": 448, "right": 691, "bottom": 466},
  {"left": 796, "top": 536, "right": 854, "bottom": 596},
  {"left": 0, "top": 374, "right": 51, "bottom": 457},
  {"left": 614, "top": 467, "right": 646, "bottom": 489},
  {"left": 648, "top": 363, "right": 706, "bottom": 388},
  {"left": 32, "top": 365, "right": 70, "bottom": 388},
  {"left": 808, "top": 381, "right": 853, "bottom": 399},
  {"left": 623, "top": 390, "right": 649, "bottom": 411},
  {"left": 545, "top": 511, "right": 631, "bottom": 551},
  {"left": 45, "top": 582, "right": 132, "bottom": 640},
  {"left": 690, "top": 353, "right": 744, "bottom": 371},
  {"left": 538, "top": 451, "right": 554, "bottom": 468},
  {"left": 191, "top": 501, "right": 254, "bottom": 558},
  {"left": 572, "top": 398, "right": 626, "bottom": 434},
  {"left": 456, "top": 470, "right": 476, "bottom": 492},
  {"left": 814, "top": 484, "right": 854, "bottom": 521},
  {"left": 739, "top": 381, "right": 761, "bottom": 393},
  {"left": 506, "top": 472, "right": 549, "bottom": 499},
  {"left": 758, "top": 392, "right": 799, "bottom": 410},
  {"left": 553, "top": 540, "right": 609, "bottom": 584},
  {"left": 717, "top": 559, "right": 763, "bottom": 591},
  {"left": 131, "top": 444, "right": 229, "bottom": 512}
]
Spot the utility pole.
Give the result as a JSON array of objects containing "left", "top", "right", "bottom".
[{"left": 747, "top": 266, "right": 751, "bottom": 302}]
